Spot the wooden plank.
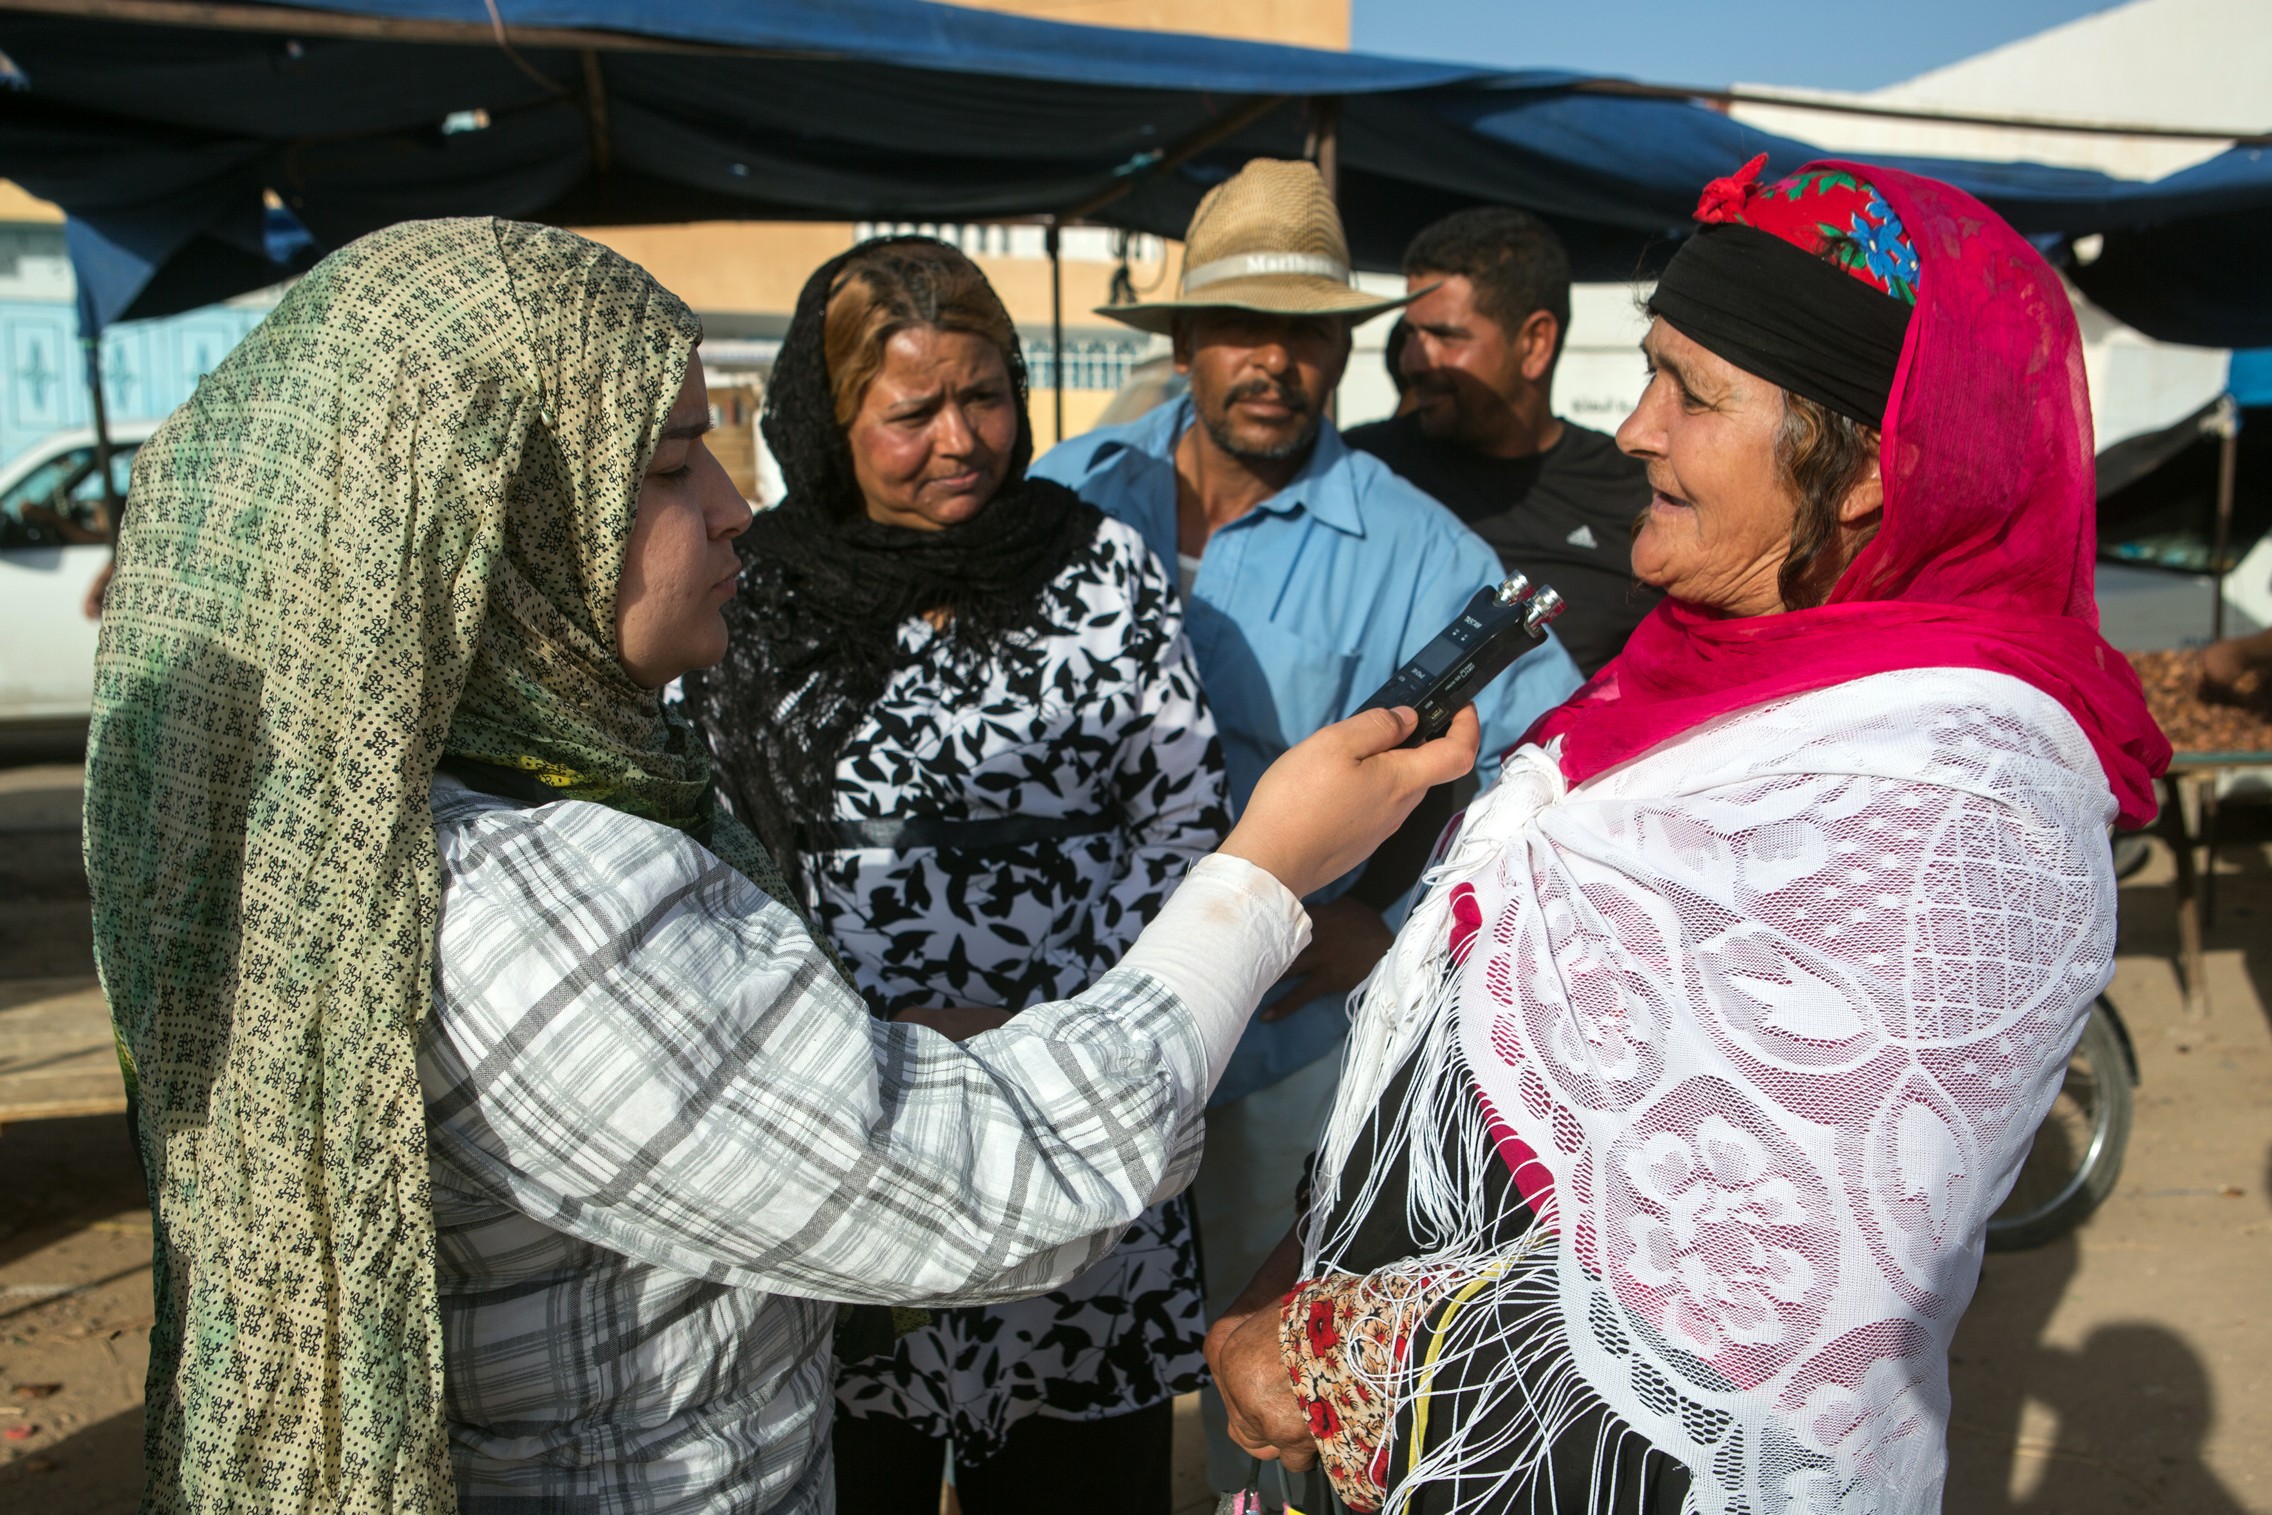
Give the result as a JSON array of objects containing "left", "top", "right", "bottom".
[
  {"left": 2168, "top": 752, "right": 2272, "bottom": 768},
  {"left": 0, "top": 976, "right": 125, "bottom": 1125}
]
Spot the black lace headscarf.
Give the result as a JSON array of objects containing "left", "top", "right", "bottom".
[{"left": 683, "top": 236, "right": 1101, "bottom": 885}]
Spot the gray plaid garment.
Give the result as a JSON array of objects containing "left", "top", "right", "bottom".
[{"left": 418, "top": 777, "right": 1223, "bottom": 1515}]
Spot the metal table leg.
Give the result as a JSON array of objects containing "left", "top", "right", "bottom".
[
  {"left": 2162, "top": 772, "right": 2209, "bottom": 1016},
  {"left": 2202, "top": 767, "right": 2223, "bottom": 928}
]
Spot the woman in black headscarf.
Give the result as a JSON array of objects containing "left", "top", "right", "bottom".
[{"left": 683, "top": 237, "right": 1229, "bottom": 1512}]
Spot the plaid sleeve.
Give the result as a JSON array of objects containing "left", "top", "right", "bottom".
[{"left": 420, "top": 787, "right": 1213, "bottom": 1306}]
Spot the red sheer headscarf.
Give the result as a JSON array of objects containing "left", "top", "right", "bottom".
[{"left": 1530, "top": 161, "right": 2170, "bottom": 826}]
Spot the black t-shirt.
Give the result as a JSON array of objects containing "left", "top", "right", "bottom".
[{"left": 1344, "top": 413, "right": 1661, "bottom": 677}]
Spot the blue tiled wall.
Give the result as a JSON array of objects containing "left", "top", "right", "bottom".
[{"left": 0, "top": 298, "right": 268, "bottom": 467}]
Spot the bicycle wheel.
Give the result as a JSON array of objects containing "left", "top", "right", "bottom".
[{"left": 1985, "top": 997, "right": 2133, "bottom": 1251}]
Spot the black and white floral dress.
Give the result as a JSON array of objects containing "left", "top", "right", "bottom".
[{"left": 764, "top": 515, "right": 1230, "bottom": 1459}]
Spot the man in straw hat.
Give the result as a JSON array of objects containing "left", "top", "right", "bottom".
[{"left": 1033, "top": 157, "right": 1581, "bottom": 1504}]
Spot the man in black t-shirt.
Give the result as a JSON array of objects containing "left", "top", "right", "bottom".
[{"left": 1346, "top": 209, "right": 1659, "bottom": 676}]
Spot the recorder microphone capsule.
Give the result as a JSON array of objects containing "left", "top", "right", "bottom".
[{"left": 1522, "top": 586, "right": 1566, "bottom": 636}]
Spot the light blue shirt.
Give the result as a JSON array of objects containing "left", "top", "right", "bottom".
[{"left": 1034, "top": 397, "right": 1583, "bottom": 1103}]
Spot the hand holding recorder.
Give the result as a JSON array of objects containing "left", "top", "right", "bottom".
[{"left": 1223, "top": 573, "right": 1564, "bottom": 902}]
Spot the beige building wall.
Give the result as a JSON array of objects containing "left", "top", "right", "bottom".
[
  {"left": 0, "top": 182, "right": 62, "bottom": 224},
  {"left": 583, "top": 221, "right": 865, "bottom": 318},
  {"left": 943, "top": 0, "right": 1347, "bottom": 49},
  {"left": 582, "top": 223, "right": 1184, "bottom": 346}
]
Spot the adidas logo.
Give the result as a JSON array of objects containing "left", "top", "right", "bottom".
[{"left": 1565, "top": 524, "right": 1598, "bottom": 550}]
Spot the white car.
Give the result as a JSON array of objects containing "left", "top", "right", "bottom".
[{"left": 0, "top": 421, "right": 158, "bottom": 748}]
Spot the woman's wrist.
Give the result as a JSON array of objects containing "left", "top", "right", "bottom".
[
  {"left": 1225, "top": 1224, "right": 1307, "bottom": 1322},
  {"left": 1215, "top": 824, "right": 1305, "bottom": 899}
]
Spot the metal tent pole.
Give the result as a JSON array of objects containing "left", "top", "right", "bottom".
[
  {"left": 2212, "top": 394, "right": 2240, "bottom": 640},
  {"left": 1307, "top": 95, "right": 1341, "bottom": 201},
  {"left": 81, "top": 333, "right": 120, "bottom": 525},
  {"left": 1307, "top": 96, "right": 1343, "bottom": 423},
  {"left": 580, "top": 49, "right": 613, "bottom": 176},
  {"left": 1047, "top": 217, "right": 1064, "bottom": 446}
]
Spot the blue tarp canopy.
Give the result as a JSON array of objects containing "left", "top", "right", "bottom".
[
  {"left": 2232, "top": 351, "right": 2272, "bottom": 410},
  {"left": 2, "top": 0, "right": 2268, "bottom": 344}
]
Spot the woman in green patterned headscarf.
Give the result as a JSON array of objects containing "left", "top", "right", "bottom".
[
  {"left": 85, "top": 216, "right": 1477, "bottom": 1514},
  {"left": 84, "top": 217, "right": 784, "bottom": 1510}
]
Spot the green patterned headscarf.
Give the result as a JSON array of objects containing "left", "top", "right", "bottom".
[{"left": 83, "top": 217, "right": 795, "bottom": 1513}]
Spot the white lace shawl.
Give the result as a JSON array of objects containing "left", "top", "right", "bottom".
[{"left": 1304, "top": 668, "right": 2118, "bottom": 1514}]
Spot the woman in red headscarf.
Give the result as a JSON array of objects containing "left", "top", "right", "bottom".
[{"left": 1204, "top": 160, "right": 2169, "bottom": 1515}]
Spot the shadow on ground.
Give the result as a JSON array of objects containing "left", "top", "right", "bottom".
[
  {"left": 0, "top": 773, "right": 94, "bottom": 979},
  {"left": 0, "top": 1114, "right": 149, "bottom": 1510},
  {"left": 1948, "top": 1234, "right": 2249, "bottom": 1512},
  {"left": 0, "top": 1112, "right": 145, "bottom": 1275},
  {"left": 0, "top": 1406, "right": 141, "bottom": 1512}
]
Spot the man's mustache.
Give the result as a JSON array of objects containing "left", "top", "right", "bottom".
[{"left": 1222, "top": 378, "right": 1311, "bottom": 415}]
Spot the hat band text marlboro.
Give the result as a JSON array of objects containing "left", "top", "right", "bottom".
[{"left": 1181, "top": 251, "right": 1351, "bottom": 293}]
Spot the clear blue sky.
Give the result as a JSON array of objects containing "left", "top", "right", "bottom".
[{"left": 1351, "top": 0, "right": 2126, "bottom": 91}]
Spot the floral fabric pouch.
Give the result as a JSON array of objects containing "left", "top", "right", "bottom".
[{"left": 1278, "top": 1271, "right": 1432, "bottom": 1513}]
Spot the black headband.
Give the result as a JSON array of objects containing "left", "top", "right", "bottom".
[{"left": 1648, "top": 223, "right": 1911, "bottom": 428}]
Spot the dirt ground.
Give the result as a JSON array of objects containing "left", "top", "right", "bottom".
[{"left": 2, "top": 760, "right": 2267, "bottom": 1513}]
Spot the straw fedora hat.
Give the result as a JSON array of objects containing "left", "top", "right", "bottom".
[{"left": 1096, "top": 158, "right": 1419, "bottom": 335}]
